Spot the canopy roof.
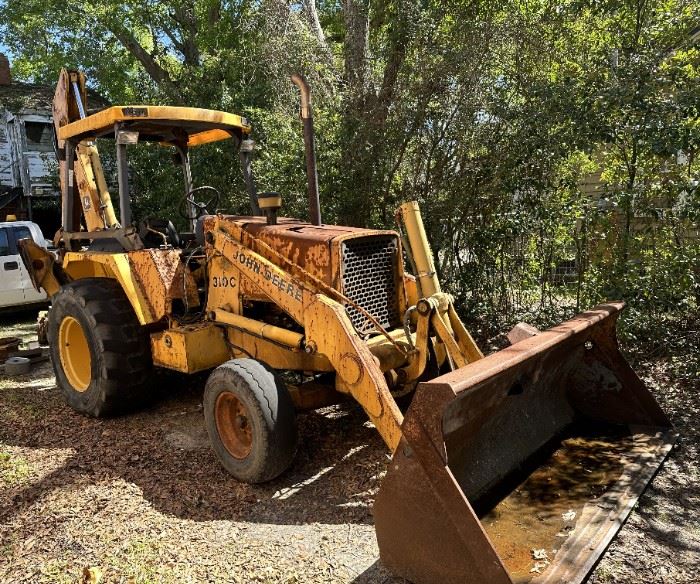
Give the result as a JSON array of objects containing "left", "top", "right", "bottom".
[{"left": 57, "top": 105, "right": 251, "bottom": 147}]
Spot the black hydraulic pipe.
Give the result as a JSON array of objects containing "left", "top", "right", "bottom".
[
  {"left": 63, "top": 140, "right": 75, "bottom": 232},
  {"left": 291, "top": 73, "right": 322, "bottom": 226},
  {"left": 175, "top": 144, "right": 197, "bottom": 231},
  {"left": 115, "top": 124, "right": 131, "bottom": 227}
]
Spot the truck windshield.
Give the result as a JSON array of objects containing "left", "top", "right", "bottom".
[{"left": 13, "top": 226, "right": 33, "bottom": 242}]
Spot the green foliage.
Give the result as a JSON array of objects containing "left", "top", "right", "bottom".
[{"left": 1, "top": 0, "right": 698, "bottom": 340}]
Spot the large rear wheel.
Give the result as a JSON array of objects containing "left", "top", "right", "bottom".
[
  {"left": 204, "top": 359, "right": 298, "bottom": 483},
  {"left": 48, "top": 278, "right": 152, "bottom": 416}
]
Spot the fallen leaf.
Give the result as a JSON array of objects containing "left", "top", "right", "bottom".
[
  {"left": 562, "top": 509, "right": 577, "bottom": 521},
  {"left": 82, "top": 566, "right": 102, "bottom": 584},
  {"left": 530, "top": 560, "right": 550, "bottom": 574}
]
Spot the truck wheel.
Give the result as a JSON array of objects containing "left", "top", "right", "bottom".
[
  {"left": 204, "top": 359, "right": 298, "bottom": 483},
  {"left": 48, "top": 278, "right": 152, "bottom": 417}
]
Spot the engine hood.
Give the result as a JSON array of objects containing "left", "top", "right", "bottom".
[{"left": 218, "top": 215, "right": 400, "bottom": 287}]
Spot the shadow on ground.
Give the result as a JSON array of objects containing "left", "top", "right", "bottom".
[
  {"left": 0, "top": 362, "right": 389, "bottom": 528},
  {"left": 350, "top": 560, "right": 405, "bottom": 584}
]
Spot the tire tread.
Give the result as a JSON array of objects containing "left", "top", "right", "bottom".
[
  {"left": 203, "top": 359, "right": 297, "bottom": 483},
  {"left": 48, "top": 278, "right": 152, "bottom": 416}
]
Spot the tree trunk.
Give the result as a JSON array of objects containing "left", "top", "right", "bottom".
[{"left": 303, "top": 0, "right": 332, "bottom": 62}]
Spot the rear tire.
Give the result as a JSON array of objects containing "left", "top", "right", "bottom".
[
  {"left": 204, "top": 359, "right": 298, "bottom": 483},
  {"left": 48, "top": 278, "right": 152, "bottom": 417}
]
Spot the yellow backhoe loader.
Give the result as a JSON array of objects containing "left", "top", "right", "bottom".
[{"left": 20, "top": 69, "right": 675, "bottom": 584}]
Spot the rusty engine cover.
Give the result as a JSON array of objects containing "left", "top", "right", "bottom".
[{"left": 214, "top": 216, "right": 407, "bottom": 335}]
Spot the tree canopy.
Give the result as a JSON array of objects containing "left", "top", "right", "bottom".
[{"left": 2, "top": 0, "right": 698, "bottom": 336}]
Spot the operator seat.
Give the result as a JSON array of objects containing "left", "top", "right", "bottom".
[{"left": 138, "top": 218, "right": 181, "bottom": 249}]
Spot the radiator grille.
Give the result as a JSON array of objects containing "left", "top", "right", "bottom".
[{"left": 341, "top": 235, "right": 400, "bottom": 336}]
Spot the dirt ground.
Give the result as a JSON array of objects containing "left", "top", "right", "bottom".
[{"left": 1, "top": 309, "right": 698, "bottom": 584}]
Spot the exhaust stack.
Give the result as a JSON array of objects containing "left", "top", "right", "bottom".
[{"left": 291, "top": 74, "right": 322, "bottom": 226}]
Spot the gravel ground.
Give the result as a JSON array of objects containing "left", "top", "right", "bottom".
[{"left": 1, "top": 309, "right": 698, "bottom": 584}]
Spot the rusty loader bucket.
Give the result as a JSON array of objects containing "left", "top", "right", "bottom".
[{"left": 375, "top": 302, "right": 675, "bottom": 584}]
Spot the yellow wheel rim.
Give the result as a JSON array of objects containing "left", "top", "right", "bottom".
[{"left": 58, "top": 316, "right": 92, "bottom": 392}]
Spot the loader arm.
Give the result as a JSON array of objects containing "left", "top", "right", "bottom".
[
  {"left": 208, "top": 220, "right": 406, "bottom": 450},
  {"left": 205, "top": 207, "right": 492, "bottom": 452}
]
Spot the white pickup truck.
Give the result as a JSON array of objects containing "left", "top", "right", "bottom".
[{"left": 0, "top": 220, "right": 51, "bottom": 309}]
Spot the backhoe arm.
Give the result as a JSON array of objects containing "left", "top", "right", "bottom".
[{"left": 53, "top": 68, "right": 118, "bottom": 233}]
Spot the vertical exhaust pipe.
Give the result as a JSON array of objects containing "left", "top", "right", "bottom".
[{"left": 291, "top": 74, "right": 322, "bottom": 226}]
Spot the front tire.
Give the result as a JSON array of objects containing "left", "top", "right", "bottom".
[
  {"left": 48, "top": 278, "right": 152, "bottom": 417},
  {"left": 204, "top": 359, "right": 298, "bottom": 483}
]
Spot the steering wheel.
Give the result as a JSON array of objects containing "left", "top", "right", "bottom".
[{"left": 179, "top": 186, "right": 221, "bottom": 221}]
